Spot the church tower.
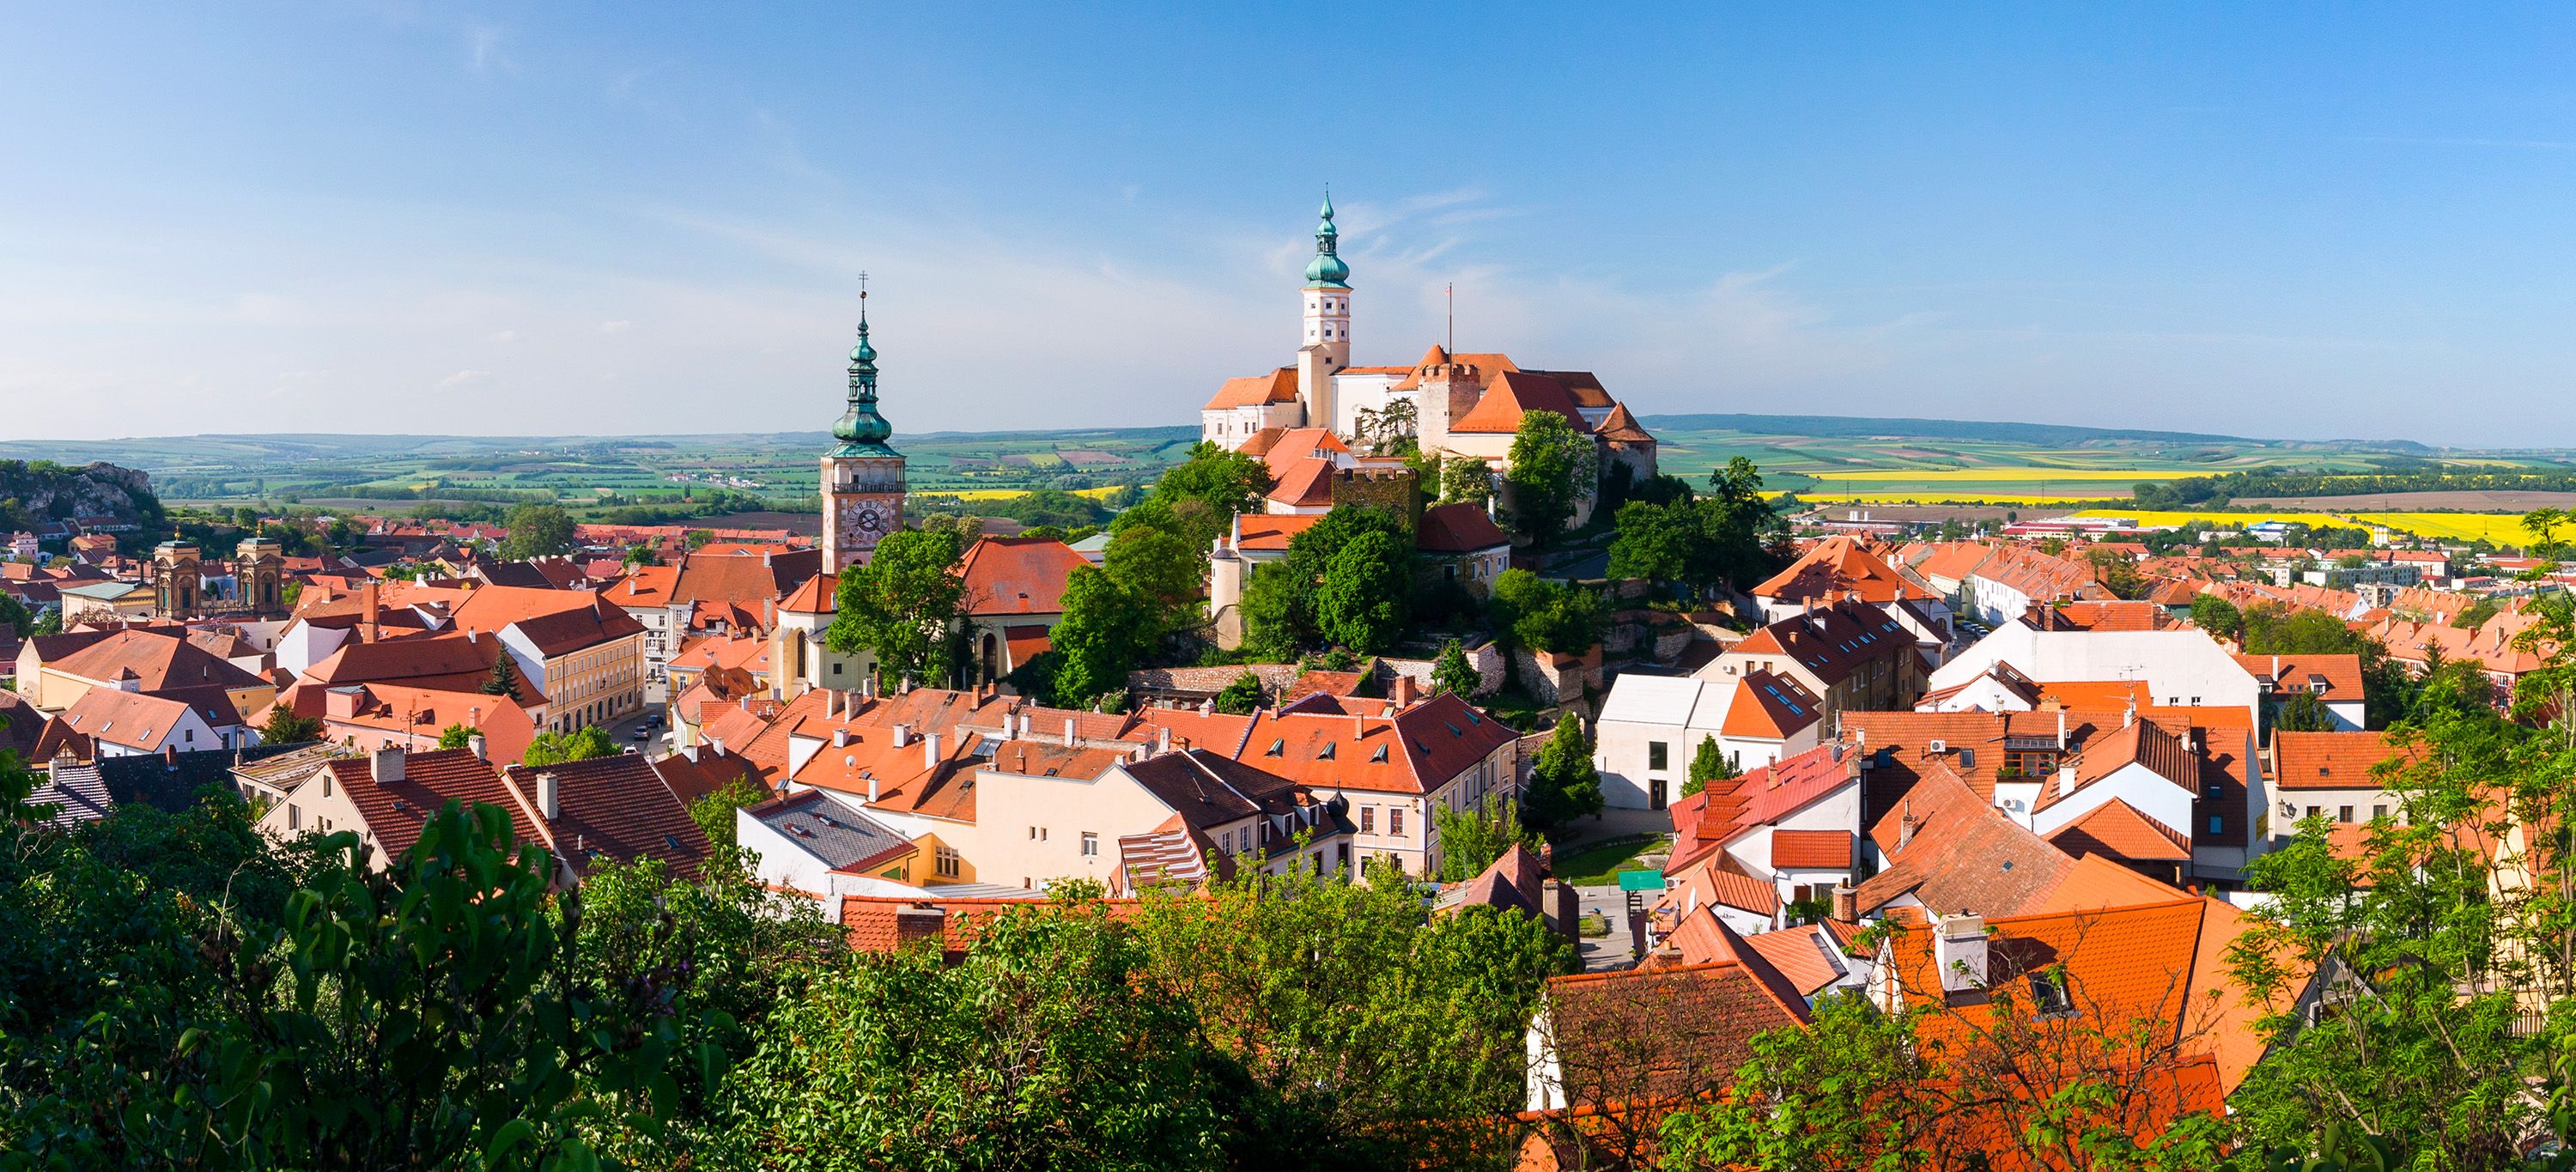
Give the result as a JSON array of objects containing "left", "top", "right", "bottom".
[
  {"left": 152, "top": 541, "right": 202, "bottom": 618},
  {"left": 1297, "top": 191, "right": 1352, "bottom": 431},
  {"left": 820, "top": 297, "right": 906, "bottom": 576}
]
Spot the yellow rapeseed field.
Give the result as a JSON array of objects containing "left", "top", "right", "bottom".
[{"left": 1820, "top": 467, "right": 2192, "bottom": 482}]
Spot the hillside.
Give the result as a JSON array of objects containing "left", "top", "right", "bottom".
[{"left": 0, "top": 460, "right": 162, "bottom": 532}]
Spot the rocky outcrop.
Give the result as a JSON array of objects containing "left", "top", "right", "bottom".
[{"left": 0, "top": 460, "right": 161, "bottom": 531}]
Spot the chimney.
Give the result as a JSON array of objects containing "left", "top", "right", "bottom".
[
  {"left": 467, "top": 732, "right": 488, "bottom": 761},
  {"left": 1831, "top": 885, "right": 1857, "bottom": 925},
  {"left": 1063, "top": 717, "right": 1077, "bottom": 748},
  {"left": 1555, "top": 880, "right": 1580, "bottom": 945},
  {"left": 892, "top": 723, "right": 912, "bottom": 748},
  {"left": 1935, "top": 914, "right": 1989, "bottom": 993},
  {"left": 370, "top": 745, "right": 404, "bottom": 786},
  {"left": 536, "top": 771, "right": 560, "bottom": 820},
  {"left": 1199, "top": 696, "right": 1215, "bottom": 716},
  {"left": 359, "top": 580, "right": 380, "bottom": 643},
  {"left": 1898, "top": 796, "right": 1915, "bottom": 850},
  {"left": 867, "top": 769, "right": 880, "bottom": 803},
  {"left": 2056, "top": 709, "right": 2068, "bottom": 751},
  {"left": 1391, "top": 674, "right": 1419, "bottom": 707},
  {"left": 2057, "top": 763, "right": 2077, "bottom": 797},
  {"left": 1157, "top": 726, "right": 1171, "bottom": 755},
  {"left": 923, "top": 732, "right": 941, "bottom": 768},
  {"left": 833, "top": 728, "right": 850, "bottom": 748},
  {"left": 826, "top": 690, "right": 841, "bottom": 717},
  {"left": 893, "top": 906, "right": 946, "bottom": 950}
]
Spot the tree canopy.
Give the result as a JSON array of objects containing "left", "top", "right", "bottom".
[
  {"left": 1504, "top": 410, "right": 1595, "bottom": 547},
  {"left": 499, "top": 502, "right": 576, "bottom": 559},
  {"left": 827, "top": 526, "right": 969, "bottom": 689}
]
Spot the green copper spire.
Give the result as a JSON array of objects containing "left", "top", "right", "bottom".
[
  {"left": 829, "top": 300, "right": 899, "bottom": 457},
  {"left": 1304, "top": 188, "right": 1350, "bottom": 288}
]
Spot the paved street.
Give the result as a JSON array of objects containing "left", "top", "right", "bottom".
[
  {"left": 1573, "top": 884, "right": 1644, "bottom": 971},
  {"left": 601, "top": 706, "right": 671, "bottom": 758}
]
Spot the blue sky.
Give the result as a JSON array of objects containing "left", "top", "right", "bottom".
[{"left": 9, "top": 4, "right": 2576, "bottom": 446}]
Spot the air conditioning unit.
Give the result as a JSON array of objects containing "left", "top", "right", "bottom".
[{"left": 1928, "top": 738, "right": 1947, "bottom": 754}]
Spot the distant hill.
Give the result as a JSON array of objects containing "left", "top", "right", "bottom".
[{"left": 1638, "top": 413, "right": 2441, "bottom": 455}]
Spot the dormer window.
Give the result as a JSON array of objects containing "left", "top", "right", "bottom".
[
  {"left": 1266, "top": 739, "right": 1285, "bottom": 756},
  {"left": 1371, "top": 744, "right": 1389, "bottom": 763},
  {"left": 1318, "top": 743, "right": 1336, "bottom": 761}
]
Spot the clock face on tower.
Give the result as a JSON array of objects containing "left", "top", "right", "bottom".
[{"left": 854, "top": 505, "right": 884, "bottom": 537}]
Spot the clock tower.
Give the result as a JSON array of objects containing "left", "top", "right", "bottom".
[{"left": 821, "top": 298, "right": 906, "bottom": 575}]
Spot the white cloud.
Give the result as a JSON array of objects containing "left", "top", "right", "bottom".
[
  {"left": 437, "top": 369, "right": 495, "bottom": 389},
  {"left": 598, "top": 319, "right": 633, "bottom": 334},
  {"left": 490, "top": 329, "right": 518, "bottom": 343}
]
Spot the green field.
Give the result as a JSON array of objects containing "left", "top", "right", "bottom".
[{"left": 9, "top": 414, "right": 2575, "bottom": 532}]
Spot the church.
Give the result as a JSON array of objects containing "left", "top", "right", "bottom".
[
  {"left": 820, "top": 297, "right": 906, "bottom": 575},
  {"left": 1199, "top": 196, "right": 1659, "bottom": 504}
]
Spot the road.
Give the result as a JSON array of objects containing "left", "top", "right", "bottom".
[
  {"left": 600, "top": 706, "right": 672, "bottom": 758},
  {"left": 1573, "top": 884, "right": 1644, "bottom": 971}
]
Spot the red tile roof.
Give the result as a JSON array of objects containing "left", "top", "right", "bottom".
[
  {"left": 52, "top": 629, "right": 266, "bottom": 692},
  {"left": 325, "top": 748, "right": 534, "bottom": 864},
  {"left": 2233, "top": 652, "right": 2364, "bottom": 703},
  {"left": 2047, "top": 799, "right": 2193, "bottom": 863},
  {"left": 1202, "top": 367, "right": 1299, "bottom": 410},
  {"left": 1751, "top": 537, "right": 1936, "bottom": 606},
  {"left": 1769, "top": 829, "right": 1855, "bottom": 870},
  {"left": 1720, "top": 670, "right": 1823, "bottom": 739},
  {"left": 959, "top": 537, "right": 1089, "bottom": 616},
  {"left": 1726, "top": 599, "right": 1915, "bottom": 689},
  {"left": 2271, "top": 729, "right": 2412, "bottom": 792},
  {"left": 1416, "top": 501, "right": 1510, "bottom": 553},
  {"left": 501, "top": 753, "right": 714, "bottom": 877},
  {"left": 1450, "top": 370, "right": 1590, "bottom": 434},
  {"left": 1855, "top": 762, "right": 2075, "bottom": 918}
]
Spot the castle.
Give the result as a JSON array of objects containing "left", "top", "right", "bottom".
[{"left": 1199, "top": 195, "right": 1658, "bottom": 500}]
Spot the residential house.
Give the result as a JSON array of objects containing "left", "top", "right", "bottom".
[
  {"left": 2270, "top": 730, "right": 2413, "bottom": 829},
  {"left": 1929, "top": 622, "right": 2263, "bottom": 730},
  {"left": 957, "top": 536, "right": 1091, "bottom": 684},
  {"left": 1697, "top": 598, "right": 1926, "bottom": 729},
  {"left": 2236, "top": 652, "right": 2366, "bottom": 732},
  {"left": 1593, "top": 672, "right": 1825, "bottom": 811}
]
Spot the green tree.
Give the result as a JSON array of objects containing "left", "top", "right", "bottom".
[
  {"left": 2085, "top": 547, "right": 2147, "bottom": 599},
  {"left": 2521, "top": 506, "right": 2565, "bottom": 557},
  {"left": 0, "top": 591, "right": 30, "bottom": 639},
  {"left": 1490, "top": 568, "right": 1607, "bottom": 655},
  {"left": 1522, "top": 713, "right": 1605, "bottom": 836},
  {"left": 1315, "top": 528, "right": 1413, "bottom": 654},
  {"left": 688, "top": 775, "right": 771, "bottom": 850},
  {"left": 1239, "top": 505, "right": 1411, "bottom": 659},
  {"left": 827, "top": 527, "right": 969, "bottom": 689},
  {"left": 483, "top": 651, "right": 525, "bottom": 696},
  {"left": 1236, "top": 562, "right": 1306, "bottom": 662},
  {"left": 2274, "top": 689, "right": 2336, "bottom": 733},
  {"left": 2188, "top": 592, "right": 2242, "bottom": 641},
  {"left": 1681, "top": 733, "right": 1738, "bottom": 799},
  {"left": 1438, "top": 455, "right": 1495, "bottom": 507},
  {"left": 1129, "top": 859, "right": 1571, "bottom": 1167},
  {"left": 1212, "top": 671, "right": 1265, "bottom": 715},
  {"left": 522, "top": 725, "right": 615, "bottom": 767},
  {"left": 1431, "top": 639, "right": 1479, "bottom": 698},
  {"left": 500, "top": 502, "right": 576, "bottom": 559},
  {"left": 259, "top": 706, "right": 324, "bottom": 744},
  {"left": 714, "top": 898, "right": 1229, "bottom": 1171},
  {"left": 1602, "top": 458, "right": 1783, "bottom": 598},
  {"left": 1103, "top": 521, "right": 1203, "bottom": 642},
  {"left": 1151, "top": 441, "right": 1271, "bottom": 528},
  {"left": 435, "top": 722, "right": 476, "bottom": 750},
  {"left": 1432, "top": 799, "right": 1540, "bottom": 882},
  {"left": 1503, "top": 410, "right": 1595, "bottom": 547},
  {"left": 1047, "top": 565, "right": 1156, "bottom": 709}
]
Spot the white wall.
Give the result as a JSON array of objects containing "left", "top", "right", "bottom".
[
  {"left": 1931, "top": 627, "right": 2260, "bottom": 727},
  {"left": 2027, "top": 763, "right": 2196, "bottom": 841}
]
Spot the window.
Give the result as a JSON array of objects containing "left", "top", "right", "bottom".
[
  {"left": 2373, "top": 803, "right": 2389, "bottom": 820},
  {"left": 2338, "top": 806, "right": 2354, "bottom": 823},
  {"left": 935, "top": 847, "right": 961, "bottom": 877},
  {"left": 288, "top": 804, "right": 301, "bottom": 830},
  {"left": 1360, "top": 806, "right": 1375, "bottom": 834},
  {"left": 1080, "top": 832, "right": 1099, "bottom": 858},
  {"left": 1389, "top": 808, "right": 1405, "bottom": 837},
  {"left": 1648, "top": 741, "right": 1668, "bottom": 771},
  {"left": 2306, "top": 805, "right": 2320, "bottom": 818},
  {"left": 832, "top": 663, "right": 844, "bottom": 676},
  {"left": 2208, "top": 815, "right": 2224, "bottom": 835},
  {"left": 2027, "top": 972, "right": 2075, "bottom": 1017}
]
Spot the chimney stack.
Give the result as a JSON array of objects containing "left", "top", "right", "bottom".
[
  {"left": 923, "top": 732, "right": 942, "bottom": 769},
  {"left": 1157, "top": 726, "right": 1171, "bottom": 755},
  {"left": 1935, "top": 914, "right": 1989, "bottom": 993},
  {"left": 2056, "top": 709, "right": 2068, "bottom": 751},
  {"left": 1391, "top": 673, "right": 1419, "bottom": 708},
  {"left": 359, "top": 580, "right": 380, "bottom": 644},
  {"left": 1063, "top": 718, "right": 1077, "bottom": 748},
  {"left": 893, "top": 906, "right": 946, "bottom": 950},
  {"left": 468, "top": 732, "right": 488, "bottom": 761},
  {"left": 371, "top": 745, "right": 404, "bottom": 786},
  {"left": 536, "top": 771, "right": 560, "bottom": 820},
  {"left": 833, "top": 728, "right": 850, "bottom": 748},
  {"left": 892, "top": 723, "right": 912, "bottom": 748},
  {"left": 1831, "top": 884, "right": 1857, "bottom": 924}
]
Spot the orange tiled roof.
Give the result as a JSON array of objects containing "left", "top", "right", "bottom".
[
  {"left": 1751, "top": 537, "right": 1936, "bottom": 606},
  {"left": 1769, "top": 829, "right": 1854, "bottom": 870},
  {"left": 1449, "top": 370, "right": 1590, "bottom": 434},
  {"left": 2272, "top": 729, "right": 2412, "bottom": 792},
  {"left": 2047, "top": 799, "right": 2193, "bottom": 863},
  {"left": 1202, "top": 367, "right": 1299, "bottom": 410},
  {"left": 961, "top": 537, "right": 1091, "bottom": 617}
]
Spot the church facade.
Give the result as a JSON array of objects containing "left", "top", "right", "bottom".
[
  {"left": 1199, "top": 196, "right": 1659, "bottom": 499},
  {"left": 820, "top": 301, "right": 907, "bottom": 576}
]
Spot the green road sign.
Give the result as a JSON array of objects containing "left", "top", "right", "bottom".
[{"left": 1615, "top": 869, "right": 1667, "bottom": 892}]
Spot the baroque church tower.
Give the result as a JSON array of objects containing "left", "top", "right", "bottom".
[
  {"left": 1296, "top": 191, "right": 1352, "bottom": 431},
  {"left": 820, "top": 296, "right": 906, "bottom": 575}
]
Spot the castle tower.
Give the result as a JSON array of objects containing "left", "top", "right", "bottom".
[
  {"left": 820, "top": 298, "right": 907, "bottom": 576},
  {"left": 152, "top": 541, "right": 202, "bottom": 618},
  {"left": 1297, "top": 191, "right": 1353, "bottom": 431},
  {"left": 235, "top": 537, "right": 284, "bottom": 616}
]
